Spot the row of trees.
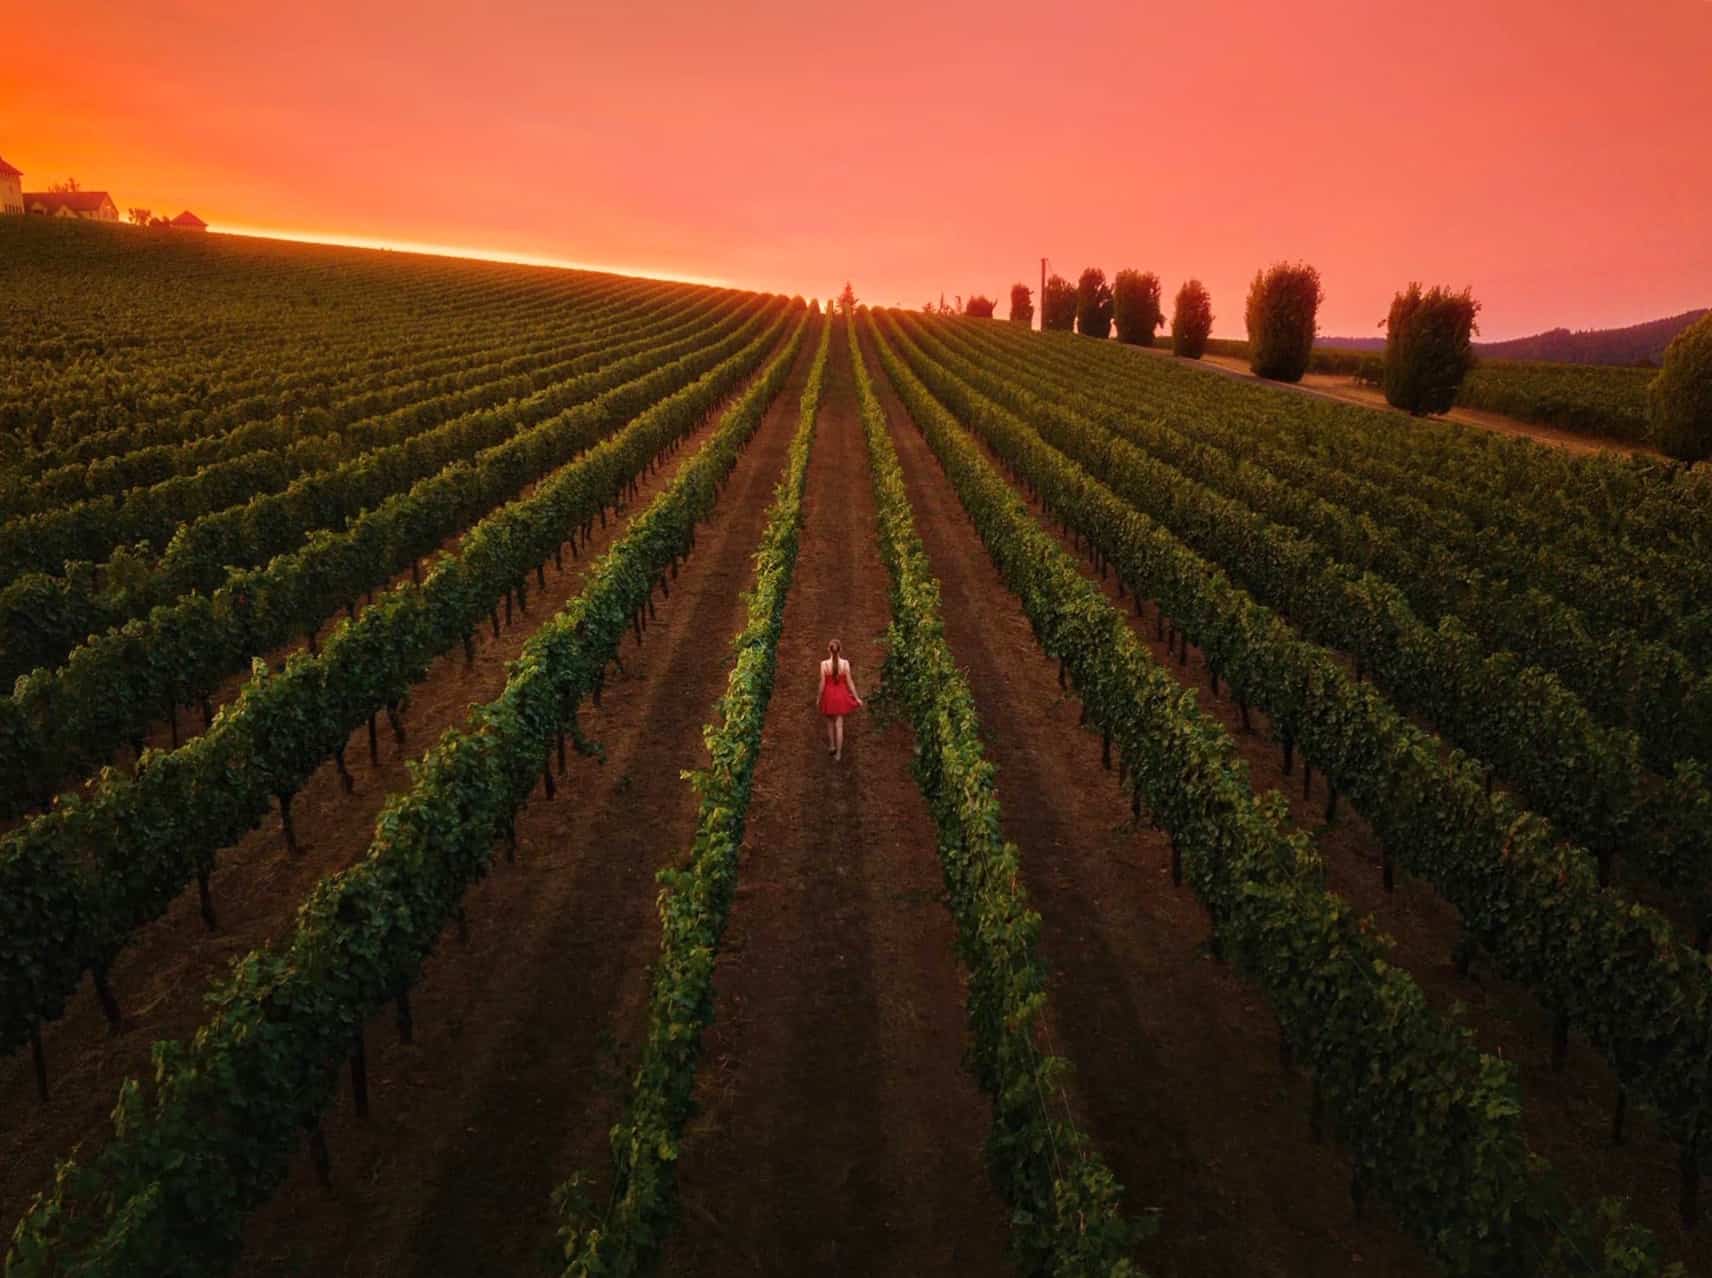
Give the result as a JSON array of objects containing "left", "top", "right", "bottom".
[
  {"left": 861, "top": 267, "right": 1707, "bottom": 457},
  {"left": 1008, "top": 270, "right": 1214, "bottom": 359},
  {"left": 1007, "top": 261, "right": 1469, "bottom": 412}
]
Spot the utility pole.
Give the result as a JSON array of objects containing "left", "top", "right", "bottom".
[{"left": 1039, "top": 257, "right": 1047, "bottom": 332}]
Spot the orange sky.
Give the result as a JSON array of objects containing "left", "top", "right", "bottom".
[{"left": 5, "top": 0, "right": 1710, "bottom": 338}]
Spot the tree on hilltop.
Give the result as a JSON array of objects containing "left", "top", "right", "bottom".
[
  {"left": 1649, "top": 311, "right": 1712, "bottom": 462},
  {"left": 1171, "top": 280, "right": 1214, "bottom": 358},
  {"left": 1382, "top": 283, "right": 1480, "bottom": 415},
  {"left": 1042, "top": 274, "right": 1077, "bottom": 332},
  {"left": 1009, "top": 283, "right": 1034, "bottom": 327},
  {"left": 1075, "top": 268, "right": 1114, "bottom": 339},
  {"left": 1245, "top": 261, "right": 1323, "bottom": 381},
  {"left": 1113, "top": 269, "right": 1165, "bottom": 346}
]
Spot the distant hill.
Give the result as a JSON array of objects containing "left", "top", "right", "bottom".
[
  {"left": 1474, "top": 309, "right": 1706, "bottom": 365},
  {"left": 1318, "top": 308, "right": 1708, "bottom": 366}
]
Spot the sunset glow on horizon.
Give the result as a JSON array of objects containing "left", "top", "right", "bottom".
[
  {"left": 206, "top": 225, "right": 735, "bottom": 290},
  {"left": 6, "top": 0, "right": 1711, "bottom": 338}
]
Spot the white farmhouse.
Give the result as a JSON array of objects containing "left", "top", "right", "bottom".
[{"left": 0, "top": 155, "right": 21, "bottom": 215}]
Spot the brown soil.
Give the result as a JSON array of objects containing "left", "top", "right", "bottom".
[
  {"left": 879, "top": 334, "right": 1706, "bottom": 1273},
  {"left": 0, "top": 337, "right": 792, "bottom": 1255},
  {"left": 658, "top": 324, "right": 1012, "bottom": 1276},
  {"left": 1173, "top": 350, "right": 1662, "bottom": 459},
  {"left": 860, "top": 328, "right": 1433, "bottom": 1278},
  {"left": 7, "top": 322, "right": 1702, "bottom": 1278},
  {"left": 230, "top": 335, "right": 820, "bottom": 1276}
]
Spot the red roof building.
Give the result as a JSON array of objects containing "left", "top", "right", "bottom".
[
  {"left": 169, "top": 210, "right": 208, "bottom": 230},
  {"left": 23, "top": 190, "right": 119, "bottom": 221}
]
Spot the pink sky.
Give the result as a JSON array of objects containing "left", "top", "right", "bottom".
[{"left": 4, "top": 0, "right": 1710, "bottom": 338}]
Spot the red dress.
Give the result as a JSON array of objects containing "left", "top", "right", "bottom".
[{"left": 819, "top": 661, "right": 860, "bottom": 717}]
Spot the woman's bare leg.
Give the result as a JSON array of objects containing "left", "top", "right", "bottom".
[
  {"left": 827, "top": 716, "right": 836, "bottom": 753},
  {"left": 834, "top": 716, "right": 845, "bottom": 760}
]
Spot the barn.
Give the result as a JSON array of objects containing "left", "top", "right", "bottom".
[{"left": 169, "top": 210, "right": 208, "bottom": 231}]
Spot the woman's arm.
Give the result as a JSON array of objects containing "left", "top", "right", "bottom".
[{"left": 845, "top": 661, "right": 862, "bottom": 703}]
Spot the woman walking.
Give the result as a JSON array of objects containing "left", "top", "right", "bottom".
[{"left": 817, "top": 638, "right": 862, "bottom": 761}]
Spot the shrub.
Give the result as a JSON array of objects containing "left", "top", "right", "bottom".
[
  {"left": 1245, "top": 261, "right": 1322, "bottom": 382},
  {"left": 1009, "top": 283, "right": 1034, "bottom": 327},
  {"left": 1113, "top": 270, "right": 1165, "bottom": 346},
  {"left": 966, "top": 295, "right": 996, "bottom": 318},
  {"left": 1649, "top": 311, "right": 1712, "bottom": 462},
  {"left": 1042, "top": 274, "right": 1077, "bottom": 332},
  {"left": 1170, "top": 280, "right": 1214, "bottom": 358},
  {"left": 1075, "top": 268, "right": 1113, "bottom": 339},
  {"left": 1382, "top": 283, "right": 1481, "bottom": 415}
]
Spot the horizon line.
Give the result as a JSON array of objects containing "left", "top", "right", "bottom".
[{"left": 207, "top": 223, "right": 736, "bottom": 291}]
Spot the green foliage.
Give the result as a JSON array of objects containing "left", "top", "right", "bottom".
[
  {"left": 904, "top": 304, "right": 1712, "bottom": 1188},
  {"left": 1112, "top": 269, "right": 1164, "bottom": 346},
  {"left": 0, "top": 290, "right": 739, "bottom": 687},
  {"left": 1244, "top": 261, "right": 1322, "bottom": 382},
  {"left": 0, "top": 299, "right": 773, "bottom": 817},
  {"left": 0, "top": 305, "right": 794, "bottom": 1067},
  {"left": 1382, "top": 283, "right": 1481, "bottom": 415},
  {"left": 4, "top": 315, "right": 812, "bottom": 1278},
  {"left": 1075, "top": 267, "right": 1113, "bottom": 340},
  {"left": 1042, "top": 274, "right": 1077, "bottom": 332},
  {"left": 1197, "top": 330, "right": 1650, "bottom": 443},
  {"left": 875, "top": 308, "right": 1686, "bottom": 1275},
  {"left": 1648, "top": 311, "right": 1712, "bottom": 462},
  {"left": 1169, "top": 279, "right": 1213, "bottom": 359},
  {"left": 555, "top": 318, "right": 830, "bottom": 1275},
  {"left": 965, "top": 294, "right": 996, "bottom": 318},
  {"left": 1008, "top": 282, "right": 1033, "bottom": 326},
  {"left": 854, "top": 317, "right": 1143, "bottom": 1276},
  {"left": 1459, "top": 361, "right": 1653, "bottom": 441}
]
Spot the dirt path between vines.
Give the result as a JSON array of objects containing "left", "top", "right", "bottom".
[
  {"left": 862, "top": 328, "right": 1435, "bottom": 1277},
  {"left": 1064, "top": 491, "right": 1709, "bottom": 1270},
  {"left": 0, "top": 334, "right": 791, "bottom": 1248},
  {"left": 659, "top": 324, "right": 1012, "bottom": 1277},
  {"left": 1139, "top": 346, "right": 1662, "bottom": 460},
  {"left": 228, "top": 333, "right": 818, "bottom": 1276},
  {"left": 887, "top": 333, "right": 1706, "bottom": 1272}
]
